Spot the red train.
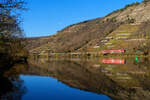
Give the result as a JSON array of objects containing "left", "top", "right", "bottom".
[{"left": 103, "top": 49, "right": 125, "bottom": 54}]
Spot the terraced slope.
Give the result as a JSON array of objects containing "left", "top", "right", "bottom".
[{"left": 92, "top": 24, "right": 140, "bottom": 51}]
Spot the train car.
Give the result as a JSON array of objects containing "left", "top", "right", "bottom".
[{"left": 103, "top": 49, "right": 125, "bottom": 54}]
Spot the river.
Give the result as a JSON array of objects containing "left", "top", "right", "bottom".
[{"left": 1, "top": 57, "right": 150, "bottom": 100}]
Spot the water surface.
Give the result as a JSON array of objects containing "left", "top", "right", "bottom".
[
  {"left": 21, "top": 75, "right": 110, "bottom": 100},
  {"left": 1, "top": 57, "right": 150, "bottom": 100}
]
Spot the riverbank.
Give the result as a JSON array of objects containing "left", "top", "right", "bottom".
[
  {"left": 30, "top": 53, "right": 150, "bottom": 59},
  {"left": 0, "top": 53, "right": 28, "bottom": 76}
]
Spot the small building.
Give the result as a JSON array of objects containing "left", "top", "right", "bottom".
[
  {"left": 106, "top": 37, "right": 113, "bottom": 39},
  {"left": 93, "top": 46, "right": 100, "bottom": 48}
]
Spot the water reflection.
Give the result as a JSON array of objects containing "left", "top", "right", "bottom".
[
  {"left": 0, "top": 70, "right": 26, "bottom": 100},
  {"left": 1, "top": 57, "right": 150, "bottom": 100},
  {"left": 21, "top": 75, "right": 110, "bottom": 100},
  {"left": 102, "top": 58, "right": 125, "bottom": 64}
]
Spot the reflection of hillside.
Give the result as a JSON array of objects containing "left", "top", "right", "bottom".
[
  {"left": 100, "top": 58, "right": 150, "bottom": 88},
  {"left": 13, "top": 58, "right": 150, "bottom": 100}
]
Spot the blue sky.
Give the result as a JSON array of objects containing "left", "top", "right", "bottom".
[{"left": 23, "top": 0, "right": 142, "bottom": 37}]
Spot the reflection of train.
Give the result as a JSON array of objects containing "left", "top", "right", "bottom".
[
  {"left": 103, "top": 49, "right": 125, "bottom": 54},
  {"left": 102, "top": 59, "right": 125, "bottom": 64}
]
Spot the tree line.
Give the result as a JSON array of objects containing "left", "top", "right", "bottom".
[{"left": 0, "top": 0, "right": 28, "bottom": 66}]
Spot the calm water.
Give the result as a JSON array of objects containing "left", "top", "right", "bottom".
[
  {"left": 21, "top": 75, "right": 110, "bottom": 100},
  {"left": 1, "top": 57, "right": 150, "bottom": 100}
]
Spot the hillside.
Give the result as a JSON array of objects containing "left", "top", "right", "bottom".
[{"left": 26, "top": 0, "right": 150, "bottom": 55}]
